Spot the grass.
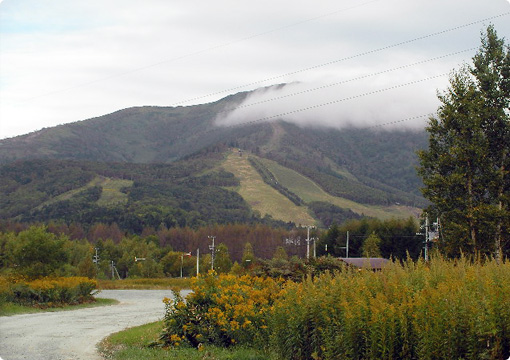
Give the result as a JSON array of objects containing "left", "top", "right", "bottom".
[
  {"left": 0, "top": 297, "right": 118, "bottom": 317},
  {"left": 221, "top": 149, "right": 418, "bottom": 223},
  {"left": 221, "top": 150, "right": 316, "bottom": 225},
  {"left": 98, "top": 277, "right": 192, "bottom": 290},
  {"left": 258, "top": 156, "right": 419, "bottom": 219},
  {"left": 96, "top": 177, "right": 133, "bottom": 206},
  {"left": 36, "top": 176, "right": 133, "bottom": 210},
  {"left": 98, "top": 321, "right": 272, "bottom": 360}
]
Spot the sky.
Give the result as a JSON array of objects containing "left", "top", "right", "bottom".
[{"left": 0, "top": 0, "right": 509, "bottom": 139}]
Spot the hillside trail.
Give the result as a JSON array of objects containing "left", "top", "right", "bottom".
[{"left": 0, "top": 289, "right": 188, "bottom": 360}]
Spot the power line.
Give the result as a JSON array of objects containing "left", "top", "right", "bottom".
[
  {"left": 18, "top": 11, "right": 508, "bottom": 107},
  {"left": 172, "top": 12, "right": 510, "bottom": 106},
  {"left": 221, "top": 73, "right": 447, "bottom": 127},
  {"left": 174, "top": 71, "right": 444, "bottom": 141},
  {"left": 218, "top": 48, "right": 475, "bottom": 115},
  {"left": 364, "top": 114, "right": 431, "bottom": 130}
]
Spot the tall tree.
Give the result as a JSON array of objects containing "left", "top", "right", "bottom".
[
  {"left": 418, "top": 25, "right": 510, "bottom": 259},
  {"left": 241, "top": 242, "right": 256, "bottom": 267},
  {"left": 361, "top": 232, "right": 382, "bottom": 258},
  {"left": 214, "top": 243, "right": 232, "bottom": 274},
  {"left": 12, "top": 226, "right": 69, "bottom": 279},
  {"left": 471, "top": 25, "right": 510, "bottom": 261}
]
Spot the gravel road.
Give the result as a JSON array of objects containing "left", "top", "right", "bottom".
[{"left": 0, "top": 289, "right": 189, "bottom": 360}]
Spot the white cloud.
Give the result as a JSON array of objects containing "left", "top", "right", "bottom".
[{"left": 0, "top": 0, "right": 509, "bottom": 138}]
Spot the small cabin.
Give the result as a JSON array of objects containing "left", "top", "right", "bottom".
[{"left": 339, "top": 257, "right": 389, "bottom": 271}]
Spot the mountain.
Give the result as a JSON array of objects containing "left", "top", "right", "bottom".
[{"left": 0, "top": 85, "right": 428, "bottom": 230}]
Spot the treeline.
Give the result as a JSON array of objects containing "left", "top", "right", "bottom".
[
  {"left": 0, "top": 223, "right": 312, "bottom": 279},
  {"left": 307, "top": 201, "right": 362, "bottom": 228},
  {"left": 0, "top": 217, "right": 424, "bottom": 281},
  {"left": 318, "top": 217, "right": 423, "bottom": 260}
]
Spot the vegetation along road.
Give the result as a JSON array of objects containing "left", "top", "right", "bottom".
[{"left": 0, "top": 289, "right": 189, "bottom": 360}]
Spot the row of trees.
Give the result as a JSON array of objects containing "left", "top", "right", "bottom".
[
  {"left": 0, "top": 218, "right": 424, "bottom": 280},
  {"left": 317, "top": 217, "right": 422, "bottom": 259}
]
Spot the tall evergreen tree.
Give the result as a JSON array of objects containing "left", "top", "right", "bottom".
[
  {"left": 418, "top": 25, "right": 510, "bottom": 259},
  {"left": 471, "top": 25, "right": 510, "bottom": 261}
]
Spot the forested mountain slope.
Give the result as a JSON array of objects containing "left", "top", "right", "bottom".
[{"left": 0, "top": 85, "right": 428, "bottom": 227}]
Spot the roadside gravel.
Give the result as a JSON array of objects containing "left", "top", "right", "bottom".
[{"left": 0, "top": 289, "right": 189, "bottom": 360}]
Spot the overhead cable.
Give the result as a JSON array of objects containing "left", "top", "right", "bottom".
[
  {"left": 173, "top": 12, "right": 510, "bottom": 106},
  {"left": 219, "top": 48, "right": 476, "bottom": 114}
]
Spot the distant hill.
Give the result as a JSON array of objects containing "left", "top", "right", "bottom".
[{"left": 0, "top": 85, "right": 428, "bottom": 229}]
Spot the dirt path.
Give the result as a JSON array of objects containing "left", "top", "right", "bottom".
[{"left": 0, "top": 289, "right": 189, "bottom": 360}]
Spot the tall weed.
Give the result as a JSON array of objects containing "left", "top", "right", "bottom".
[{"left": 270, "top": 257, "right": 510, "bottom": 360}]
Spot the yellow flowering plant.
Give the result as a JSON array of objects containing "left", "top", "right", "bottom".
[
  {"left": 270, "top": 256, "right": 510, "bottom": 360},
  {"left": 158, "top": 271, "right": 284, "bottom": 349},
  {"left": 2, "top": 276, "right": 97, "bottom": 307}
]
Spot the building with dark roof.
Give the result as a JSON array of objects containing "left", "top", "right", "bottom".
[{"left": 339, "top": 257, "right": 389, "bottom": 270}]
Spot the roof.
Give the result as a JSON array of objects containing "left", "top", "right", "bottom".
[{"left": 339, "top": 257, "right": 390, "bottom": 270}]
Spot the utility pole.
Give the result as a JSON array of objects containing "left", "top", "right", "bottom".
[
  {"left": 110, "top": 261, "right": 120, "bottom": 280},
  {"left": 303, "top": 225, "right": 315, "bottom": 260},
  {"left": 180, "top": 254, "right": 183, "bottom": 278},
  {"left": 425, "top": 217, "right": 429, "bottom": 261},
  {"left": 196, "top": 248, "right": 200, "bottom": 276},
  {"left": 339, "top": 231, "right": 349, "bottom": 258},
  {"left": 93, "top": 248, "right": 99, "bottom": 268},
  {"left": 417, "top": 217, "right": 438, "bottom": 262},
  {"left": 208, "top": 236, "right": 216, "bottom": 270}
]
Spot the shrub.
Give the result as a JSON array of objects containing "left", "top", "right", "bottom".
[
  {"left": 158, "top": 271, "right": 283, "bottom": 350},
  {"left": 1, "top": 276, "right": 97, "bottom": 307}
]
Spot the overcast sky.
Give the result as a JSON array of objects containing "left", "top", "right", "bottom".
[{"left": 0, "top": 0, "right": 509, "bottom": 139}]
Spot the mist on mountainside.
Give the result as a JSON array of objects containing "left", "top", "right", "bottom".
[{"left": 215, "top": 76, "right": 442, "bottom": 131}]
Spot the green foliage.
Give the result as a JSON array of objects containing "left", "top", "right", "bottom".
[
  {"left": 0, "top": 158, "right": 295, "bottom": 232},
  {"left": 241, "top": 242, "right": 256, "bottom": 268},
  {"left": 10, "top": 226, "right": 69, "bottom": 279},
  {"left": 270, "top": 257, "right": 510, "bottom": 360},
  {"left": 215, "top": 244, "right": 233, "bottom": 274},
  {"left": 99, "top": 320, "right": 271, "bottom": 360},
  {"left": 158, "top": 273, "right": 283, "bottom": 350},
  {"left": 264, "top": 123, "right": 428, "bottom": 207},
  {"left": 308, "top": 201, "right": 361, "bottom": 228},
  {"left": 272, "top": 246, "right": 288, "bottom": 261},
  {"left": 253, "top": 256, "right": 308, "bottom": 282},
  {"left": 317, "top": 217, "right": 421, "bottom": 260},
  {"left": 362, "top": 232, "right": 382, "bottom": 257},
  {"left": 418, "top": 25, "right": 510, "bottom": 259},
  {"left": 160, "top": 251, "right": 194, "bottom": 278}
]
